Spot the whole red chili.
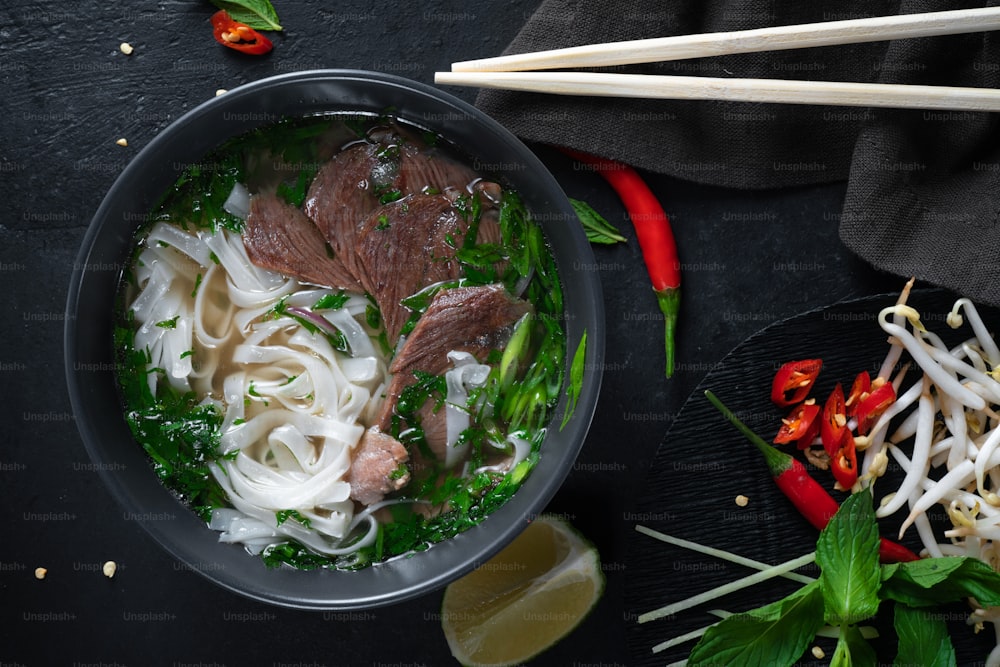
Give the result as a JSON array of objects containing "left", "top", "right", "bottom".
[
  {"left": 771, "top": 359, "right": 822, "bottom": 407},
  {"left": 561, "top": 148, "right": 680, "bottom": 377},
  {"left": 211, "top": 10, "right": 273, "bottom": 55},
  {"left": 705, "top": 390, "right": 919, "bottom": 563}
]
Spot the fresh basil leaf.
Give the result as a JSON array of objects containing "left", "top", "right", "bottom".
[
  {"left": 893, "top": 604, "right": 956, "bottom": 667},
  {"left": 816, "top": 488, "right": 882, "bottom": 625},
  {"left": 687, "top": 580, "right": 825, "bottom": 667},
  {"left": 881, "top": 556, "right": 1000, "bottom": 608},
  {"left": 570, "top": 198, "right": 627, "bottom": 244},
  {"left": 209, "top": 0, "right": 282, "bottom": 31}
]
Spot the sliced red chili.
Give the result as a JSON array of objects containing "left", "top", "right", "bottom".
[
  {"left": 855, "top": 380, "right": 896, "bottom": 435},
  {"left": 770, "top": 359, "right": 822, "bottom": 407},
  {"left": 211, "top": 10, "right": 273, "bottom": 55},
  {"left": 845, "top": 371, "right": 871, "bottom": 418},
  {"left": 831, "top": 432, "right": 858, "bottom": 489},
  {"left": 774, "top": 401, "right": 820, "bottom": 446},
  {"left": 821, "top": 383, "right": 848, "bottom": 457}
]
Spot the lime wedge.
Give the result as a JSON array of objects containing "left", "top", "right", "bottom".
[{"left": 441, "top": 515, "right": 604, "bottom": 666}]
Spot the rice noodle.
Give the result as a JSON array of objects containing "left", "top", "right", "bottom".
[
  {"left": 128, "top": 223, "right": 392, "bottom": 557},
  {"left": 443, "top": 351, "right": 492, "bottom": 468},
  {"left": 868, "top": 287, "right": 1000, "bottom": 657}
]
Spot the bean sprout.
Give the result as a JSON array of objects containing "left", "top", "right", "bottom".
[{"left": 869, "top": 284, "right": 1000, "bottom": 660}]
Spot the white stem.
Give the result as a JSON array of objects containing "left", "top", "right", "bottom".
[
  {"left": 638, "top": 552, "right": 817, "bottom": 624},
  {"left": 635, "top": 525, "right": 816, "bottom": 585}
]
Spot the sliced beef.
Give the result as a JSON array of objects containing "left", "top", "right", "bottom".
[
  {"left": 354, "top": 194, "right": 472, "bottom": 342},
  {"left": 303, "top": 142, "right": 382, "bottom": 282},
  {"left": 397, "top": 142, "right": 478, "bottom": 195},
  {"left": 243, "top": 192, "right": 359, "bottom": 291},
  {"left": 345, "top": 427, "right": 410, "bottom": 506},
  {"left": 375, "top": 284, "right": 533, "bottom": 444}
]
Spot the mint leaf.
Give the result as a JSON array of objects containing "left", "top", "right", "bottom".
[
  {"left": 570, "top": 198, "right": 627, "bottom": 244},
  {"left": 209, "top": 0, "right": 282, "bottom": 30},
  {"left": 881, "top": 557, "right": 1000, "bottom": 608},
  {"left": 816, "top": 488, "right": 881, "bottom": 625},
  {"left": 687, "top": 580, "right": 825, "bottom": 667},
  {"left": 893, "top": 604, "right": 956, "bottom": 667}
]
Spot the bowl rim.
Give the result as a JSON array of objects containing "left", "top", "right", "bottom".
[{"left": 64, "top": 69, "right": 604, "bottom": 610}]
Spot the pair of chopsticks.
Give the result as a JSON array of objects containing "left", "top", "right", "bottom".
[{"left": 435, "top": 7, "right": 1000, "bottom": 111}]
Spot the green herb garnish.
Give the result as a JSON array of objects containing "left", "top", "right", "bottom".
[
  {"left": 560, "top": 331, "right": 587, "bottom": 430},
  {"left": 113, "top": 318, "right": 229, "bottom": 521},
  {"left": 313, "top": 291, "right": 350, "bottom": 311},
  {"left": 686, "top": 488, "right": 1000, "bottom": 666},
  {"left": 208, "top": 0, "right": 282, "bottom": 31},
  {"left": 570, "top": 198, "right": 627, "bottom": 244},
  {"left": 275, "top": 509, "right": 312, "bottom": 529}
]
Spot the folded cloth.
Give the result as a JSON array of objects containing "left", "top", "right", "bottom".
[{"left": 474, "top": 0, "right": 1000, "bottom": 306}]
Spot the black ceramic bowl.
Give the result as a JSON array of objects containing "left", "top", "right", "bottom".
[{"left": 64, "top": 70, "right": 603, "bottom": 610}]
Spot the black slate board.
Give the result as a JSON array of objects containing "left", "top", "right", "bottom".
[{"left": 625, "top": 288, "right": 998, "bottom": 666}]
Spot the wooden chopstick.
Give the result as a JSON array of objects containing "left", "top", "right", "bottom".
[
  {"left": 434, "top": 71, "right": 1000, "bottom": 112},
  {"left": 450, "top": 7, "right": 1000, "bottom": 72}
]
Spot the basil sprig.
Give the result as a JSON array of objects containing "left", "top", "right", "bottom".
[
  {"left": 209, "top": 0, "right": 282, "bottom": 31},
  {"left": 687, "top": 488, "right": 1000, "bottom": 667}
]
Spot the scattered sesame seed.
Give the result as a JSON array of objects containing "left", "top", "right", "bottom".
[
  {"left": 116, "top": 138, "right": 128, "bottom": 147},
  {"left": 811, "top": 646, "right": 825, "bottom": 659},
  {"left": 120, "top": 42, "right": 134, "bottom": 56},
  {"left": 735, "top": 494, "right": 749, "bottom": 507},
  {"left": 102, "top": 561, "right": 117, "bottom": 578},
  {"left": 34, "top": 567, "right": 47, "bottom": 580},
  {"left": 215, "top": 89, "right": 228, "bottom": 96}
]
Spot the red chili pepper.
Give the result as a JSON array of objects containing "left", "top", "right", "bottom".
[
  {"left": 855, "top": 380, "right": 896, "bottom": 435},
  {"left": 831, "top": 432, "right": 858, "bottom": 489},
  {"left": 561, "top": 149, "right": 680, "bottom": 377},
  {"left": 773, "top": 401, "right": 820, "bottom": 447},
  {"left": 821, "top": 383, "right": 848, "bottom": 457},
  {"left": 845, "top": 371, "right": 871, "bottom": 418},
  {"left": 705, "top": 390, "right": 920, "bottom": 563},
  {"left": 771, "top": 359, "right": 822, "bottom": 407},
  {"left": 211, "top": 10, "right": 273, "bottom": 55}
]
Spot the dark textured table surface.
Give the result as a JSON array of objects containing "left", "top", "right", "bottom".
[{"left": 0, "top": 2, "right": 919, "bottom": 665}]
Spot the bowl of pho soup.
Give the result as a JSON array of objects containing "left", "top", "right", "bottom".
[{"left": 65, "top": 70, "right": 603, "bottom": 609}]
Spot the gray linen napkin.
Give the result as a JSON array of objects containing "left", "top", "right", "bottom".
[{"left": 474, "top": 0, "right": 1000, "bottom": 305}]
